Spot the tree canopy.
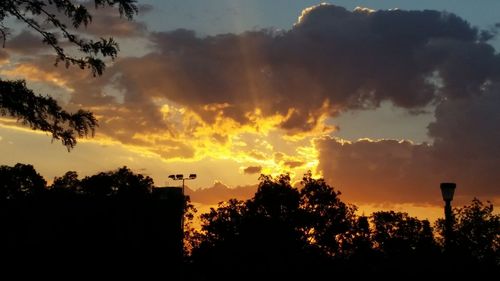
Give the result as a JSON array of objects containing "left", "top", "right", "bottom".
[
  {"left": 0, "top": 0, "right": 138, "bottom": 149},
  {"left": 0, "top": 163, "right": 154, "bottom": 199},
  {"left": 187, "top": 172, "right": 499, "bottom": 278},
  {"left": 50, "top": 166, "right": 154, "bottom": 198},
  {"left": 189, "top": 172, "right": 360, "bottom": 279},
  {"left": 435, "top": 198, "right": 500, "bottom": 267},
  {"left": 0, "top": 163, "right": 46, "bottom": 199}
]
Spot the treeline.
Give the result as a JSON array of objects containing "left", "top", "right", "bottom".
[
  {"left": 0, "top": 163, "right": 153, "bottom": 199},
  {"left": 185, "top": 173, "right": 500, "bottom": 279},
  {"left": 0, "top": 163, "right": 498, "bottom": 277},
  {"left": 0, "top": 163, "right": 183, "bottom": 275}
]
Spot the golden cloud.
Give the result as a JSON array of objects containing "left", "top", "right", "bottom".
[{"left": 0, "top": 64, "right": 75, "bottom": 92}]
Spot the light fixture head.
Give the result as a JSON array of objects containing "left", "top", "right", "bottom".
[
  {"left": 440, "top": 182, "right": 456, "bottom": 202},
  {"left": 189, "top": 174, "right": 197, "bottom": 179}
]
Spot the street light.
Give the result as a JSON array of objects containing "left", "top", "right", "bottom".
[
  {"left": 168, "top": 173, "right": 197, "bottom": 196},
  {"left": 168, "top": 173, "right": 197, "bottom": 239},
  {"left": 440, "top": 182, "right": 456, "bottom": 251}
]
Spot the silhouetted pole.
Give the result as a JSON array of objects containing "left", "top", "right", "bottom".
[
  {"left": 168, "top": 173, "right": 197, "bottom": 254},
  {"left": 440, "top": 182, "right": 456, "bottom": 252}
]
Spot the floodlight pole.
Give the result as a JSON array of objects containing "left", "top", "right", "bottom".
[{"left": 168, "top": 173, "right": 197, "bottom": 240}]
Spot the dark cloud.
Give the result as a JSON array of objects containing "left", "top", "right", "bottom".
[
  {"left": 79, "top": 3, "right": 498, "bottom": 137},
  {"left": 60, "top": 2, "right": 150, "bottom": 38},
  {"left": 427, "top": 84, "right": 500, "bottom": 198},
  {"left": 316, "top": 84, "right": 500, "bottom": 205},
  {"left": 53, "top": 5, "right": 497, "bottom": 173},
  {"left": 5, "top": 31, "right": 48, "bottom": 55},
  {"left": 36, "top": 1, "right": 148, "bottom": 38},
  {"left": 243, "top": 166, "right": 262, "bottom": 175},
  {"left": 316, "top": 138, "right": 439, "bottom": 204},
  {"left": 21, "top": 4, "right": 483, "bottom": 137},
  {"left": 81, "top": 10, "right": 148, "bottom": 37}
]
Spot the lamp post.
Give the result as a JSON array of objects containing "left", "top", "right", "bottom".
[
  {"left": 168, "top": 173, "right": 197, "bottom": 233},
  {"left": 440, "top": 182, "right": 456, "bottom": 251}
]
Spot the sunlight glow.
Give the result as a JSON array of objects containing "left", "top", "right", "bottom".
[
  {"left": 0, "top": 64, "right": 75, "bottom": 93},
  {"left": 296, "top": 3, "right": 330, "bottom": 25}
]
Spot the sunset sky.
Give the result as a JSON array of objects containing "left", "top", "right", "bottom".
[{"left": 1, "top": 0, "right": 500, "bottom": 221}]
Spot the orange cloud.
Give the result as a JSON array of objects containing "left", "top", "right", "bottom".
[
  {"left": 185, "top": 182, "right": 257, "bottom": 205},
  {"left": 0, "top": 63, "right": 75, "bottom": 92}
]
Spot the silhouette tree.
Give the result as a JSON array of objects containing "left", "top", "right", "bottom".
[
  {"left": 370, "top": 211, "right": 439, "bottom": 273},
  {"left": 299, "top": 172, "right": 357, "bottom": 257},
  {"left": 0, "top": 163, "right": 46, "bottom": 199},
  {"left": 190, "top": 175, "right": 309, "bottom": 279},
  {"left": 436, "top": 198, "right": 499, "bottom": 267},
  {"left": 196, "top": 198, "right": 247, "bottom": 249},
  {"left": 50, "top": 170, "right": 81, "bottom": 197},
  {"left": 0, "top": 0, "right": 138, "bottom": 149},
  {"left": 80, "top": 166, "right": 153, "bottom": 198},
  {"left": 0, "top": 164, "right": 187, "bottom": 274},
  {"left": 189, "top": 173, "right": 359, "bottom": 279},
  {"left": 372, "top": 211, "right": 437, "bottom": 256},
  {"left": 344, "top": 215, "right": 376, "bottom": 263},
  {"left": 248, "top": 174, "right": 302, "bottom": 225}
]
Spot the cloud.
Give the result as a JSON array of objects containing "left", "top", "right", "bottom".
[
  {"left": 0, "top": 49, "right": 8, "bottom": 63},
  {"left": 243, "top": 165, "right": 262, "bottom": 175},
  {"left": 316, "top": 83, "right": 500, "bottom": 206},
  {"left": 33, "top": 1, "right": 149, "bottom": 38},
  {"left": 95, "top": 4, "right": 494, "bottom": 137},
  {"left": 4, "top": 31, "right": 49, "bottom": 55},
  {"left": 4, "top": 3, "right": 500, "bottom": 208},
  {"left": 19, "top": 4, "right": 497, "bottom": 140},
  {"left": 284, "top": 161, "right": 304, "bottom": 169},
  {"left": 77, "top": 2, "right": 151, "bottom": 37},
  {"left": 315, "top": 137, "right": 438, "bottom": 204},
  {"left": 185, "top": 182, "right": 257, "bottom": 205},
  {"left": 0, "top": 62, "right": 75, "bottom": 92},
  {"left": 427, "top": 84, "right": 500, "bottom": 198},
  {"left": 80, "top": 8, "right": 148, "bottom": 38}
]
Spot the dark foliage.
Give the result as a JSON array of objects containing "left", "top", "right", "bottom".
[
  {"left": 48, "top": 166, "right": 154, "bottom": 198},
  {"left": 189, "top": 173, "right": 359, "bottom": 279},
  {"left": 0, "top": 163, "right": 46, "bottom": 199},
  {"left": 370, "top": 211, "right": 440, "bottom": 273},
  {"left": 436, "top": 198, "right": 500, "bottom": 270},
  {"left": 187, "top": 172, "right": 500, "bottom": 279},
  {"left": 0, "top": 1, "right": 138, "bottom": 149},
  {"left": 79, "top": 166, "right": 153, "bottom": 198},
  {"left": 0, "top": 0, "right": 137, "bottom": 75},
  {"left": 0, "top": 163, "right": 498, "bottom": 277},
  {"left": 0, "top": 79, "right": 98, "bottom": 149},
  {"left": 0, "top": 163, "right": 184, "bottom": 276}
]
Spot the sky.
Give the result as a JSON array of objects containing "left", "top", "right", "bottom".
[{"left": 1, "top": 0, "right": 500, "bottom": 221}]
